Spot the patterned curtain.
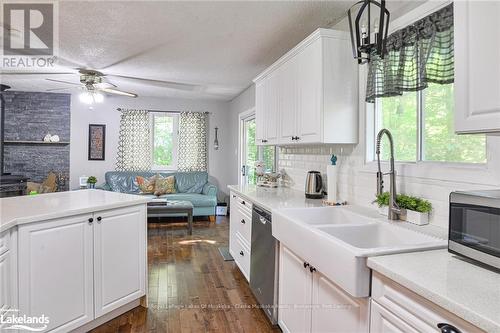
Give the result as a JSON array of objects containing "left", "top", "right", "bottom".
[
  {"left": 178, "top": 112, "right": 208, "bottom": 171},
  {"left": 116, "top": 109, "right": 152, "bottom": 171},
  {"left": 366, "top": 4, "right": 454, "bottom": 102}
]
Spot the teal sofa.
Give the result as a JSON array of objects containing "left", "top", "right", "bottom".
[{"left": 99, "top": 171, "right": 217, "bottom": 217}]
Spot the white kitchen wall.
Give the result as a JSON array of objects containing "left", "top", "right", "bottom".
[{"left": 70, "top": 94, "right": 232, "bottom": 199}]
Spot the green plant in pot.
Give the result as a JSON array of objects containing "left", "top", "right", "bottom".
[
  {"left": 87, "top": 176, "right": 97, "bottom": 189},
  {"left": 375, "top": 192, "right": 432, "bottom": 225}
]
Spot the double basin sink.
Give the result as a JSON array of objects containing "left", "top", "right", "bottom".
[{"left": 272, "top": 205, "right": 447, "bottom": 298}]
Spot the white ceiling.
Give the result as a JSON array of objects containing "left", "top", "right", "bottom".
[{"left": 0, "top": 1, "right": 422, "bottom": 101}]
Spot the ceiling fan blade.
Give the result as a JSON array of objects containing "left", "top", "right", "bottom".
[
  {"left": 106, "top": 74, "right": 203, "bottom": 92},
  {"left": 100, "top": 87, "right": 137, "bottom": 98},
  {"left": 45, "top": 78, "right": 81, "bottom": 86},
  {"left": 94, "top": 81, "right": 116, "bottom": 89},
  {"left": 46, "top": 87, "right": 74, "bottom": 92}
]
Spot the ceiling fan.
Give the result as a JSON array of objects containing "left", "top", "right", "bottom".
[{"left": 45, "top": 69, "right": 138, "bottom": 104}]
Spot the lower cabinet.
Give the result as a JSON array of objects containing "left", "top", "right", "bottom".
[
  {"left": 18, "top": 213, "right": 94, "bottom": 332},
  {"left": 0, "top": 228, "right": 18, "bottom": 331},
  {"left": 278, "top": 245, "right": 369, "bottom": 333},
  {"left": 18, "top": 205, "right": 146, "bottom": 332},
  {"left": 371, "top": 272, "right": 484, "bottom": 333},
  {"left": 229, "top": 192, "right": 252, "bottom": 281}
]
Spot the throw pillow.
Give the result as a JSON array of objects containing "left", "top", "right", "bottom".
[
  {"left": 154, "top": 175, "right": 176, "bottom": 196},
  {"left": 136, "top": 175, "right": 156, "bottom": 194}
]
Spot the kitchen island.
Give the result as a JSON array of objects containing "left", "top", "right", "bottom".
[{"left": 0, "top": 190, "right": 150, "bottom": 332}]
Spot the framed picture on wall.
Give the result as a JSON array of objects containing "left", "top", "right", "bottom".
[{"left": 88, "top": 124, "right": 106, "bottom": 160}]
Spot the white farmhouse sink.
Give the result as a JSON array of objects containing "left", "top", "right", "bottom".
[{"left": 272, "top": 205, "right": 446, "bottom": 298}]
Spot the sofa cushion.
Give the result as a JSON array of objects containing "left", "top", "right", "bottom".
[
  {"left": 174, "top": 172, "right": 208, "bottom": 194},
  {"left": 136, "top": 175, "right": 156, "bottom": 194},
  {"left": 154, "top": 175, "right": 176, "bottom": 195}
]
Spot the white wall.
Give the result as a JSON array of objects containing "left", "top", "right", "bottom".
[
  {"left": 70, "top": 94, "right": 232, "bottom": 199},
  {"left": 228, "top": 85, "right": 256, "bottom": 186}
]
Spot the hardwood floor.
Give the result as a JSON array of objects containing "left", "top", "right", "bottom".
[{"left": 91, "top": 216, "right": 281, "bottom": 333}]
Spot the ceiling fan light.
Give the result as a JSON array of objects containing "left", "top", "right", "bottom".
[{"left": 79, "top": 91, "right": 93, "bottom": 104}]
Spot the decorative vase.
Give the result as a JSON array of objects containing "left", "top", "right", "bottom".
[{"left": 88, "top": 183, "right": 95, "bottom": 189}]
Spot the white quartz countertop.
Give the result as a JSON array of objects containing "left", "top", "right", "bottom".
[
  {"left": 0, "top": 189, "right": 150, "bottom": 233},
  {"left": 227, "top": 184, "right": 325, "bottom": 212},
  {"left": 368, "top": 250, "right": 500, "bottom": 333}
]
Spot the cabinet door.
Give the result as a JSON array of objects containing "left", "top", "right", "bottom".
[
  {"left": 370, "top": 301, "right": 418, "bottom": 333},
  {"left": 278, "top": 245, "right": 313, "bottom": 333},
  {"left": 94, "top": 205, "right": 146, "bottom": 317},
  {"left": 229, "top": 193, "right": 242, "bottom": 257},
  {"left": 18, "top": 214, "right": 94, "bottom": 332},
  {"left": 266, "top": 72, "right": 280, "bottom": 145},
  {"left": 0, "top": 251, "right": 11, "bottom": 311},
  {"left": 297, "top": 39, "right": 322, "bottom": 143},
  {"left": 255, "top": 81, "right": 266, "bottom": 144},
  {"left": 455, "top": 1, "right": 500, "bottom": 133},
  {"left": 311, "top": 272, "right": 369, "bottom": 333},
  {"left": 279, "top": 57, "right": 299, "bottom": 144}
]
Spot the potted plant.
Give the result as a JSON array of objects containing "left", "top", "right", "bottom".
[
  {"left": 374, "top": 192, "right": 432, "bottom": 225},
  {"left": 87, "top": 176, "right": 97, "bottom": 189}
]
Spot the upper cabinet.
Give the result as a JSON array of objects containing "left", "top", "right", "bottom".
[
  {"left": 254, "top": 28, "right": 358, "bottom": 145},
  {"left": 454, "top": 1, "right": 500, "bottom": 134}
]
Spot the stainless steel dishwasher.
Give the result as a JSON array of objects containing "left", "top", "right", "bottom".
[{"left": 250, "top": 205, "right": 278, "bottom": 325}]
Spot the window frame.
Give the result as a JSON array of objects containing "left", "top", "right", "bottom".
[
  {"left": 150, "top": 112, "right": 179, "bottom": 171},
  {"left": 361, "top": 0, "right": 500, "bottom": 186},
  {"left": 238, "top": 108, "right": 278, "bottom": 186}
]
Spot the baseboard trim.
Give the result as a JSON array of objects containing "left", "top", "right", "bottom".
[{"left": 70, "top": 299, "right": 142, "bottom": 333}]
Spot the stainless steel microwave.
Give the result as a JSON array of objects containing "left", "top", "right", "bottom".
[{"left": 449, "top": 190, "right": 500, "bottom": 270}]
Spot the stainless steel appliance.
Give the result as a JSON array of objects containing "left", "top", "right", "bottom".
[
  {"left": 449, "top": 190, "right": 500, "bottom": 269},
  {"left": 305, "top": 171, "right": 324, "bottom": 199},
  {"left": 250, "top": 205, "right": 278, "bottom": 325}
]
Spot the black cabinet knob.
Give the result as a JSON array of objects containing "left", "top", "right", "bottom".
[
  {"left": 241, "top": 201, "right": 246, "bottom": 205},
  {"left": 88, "top": 217, "right": 94, "bottom": 223},
  {"left": 437, "top": 323, "right": 462, "bottom": 333},
  {"left": 309, "top": 266, "right": 316, "bottom": 273},
  {"left": 240, "top": 219, "right": 245, "bottom": 224},
  {"left": 97, "top": 216, "right": 102, "bottom": 222},
  {"left": 262, "top": 139, "right": 268, "bottom": 143},
  {"left": 239, "top": 251, "right": 244, "bottom": 256},
  {"left": 303, "top": 262, "right": 309, "bottom": 268}
]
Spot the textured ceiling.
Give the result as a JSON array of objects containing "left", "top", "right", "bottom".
[{"left": 0, "top": 1, "right": 422, "bottom": 101}]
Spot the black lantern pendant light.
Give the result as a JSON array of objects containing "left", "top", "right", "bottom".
[{"left": 347, "top": 0, "right": 390, "bottom": 64}]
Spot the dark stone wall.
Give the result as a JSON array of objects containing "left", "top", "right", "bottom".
[{"left": 2, "top": 91, "right": 71, "bottom": 190}]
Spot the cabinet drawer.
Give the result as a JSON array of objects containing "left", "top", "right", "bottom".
[
  {"left": 372, "top": 272, "right": 484, "bottom": 333},
  {"left": 0, "top": 231, "right": 9, "bottom": 255},
  {"left": 234, "top": 233, "right": 251, "bottom": 281},
  {"left": 231, "top": 193, "right": 252, "bottom": 216},
  {"left": 235, "top": 213, "right": 251, "bottom": 246}
]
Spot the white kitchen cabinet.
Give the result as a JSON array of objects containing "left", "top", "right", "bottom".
[
  {"left": 278, "top": 245, "right": 368, "bottom": 333},
  {"left": 18, "top": 205, "right": 147, "bottom": 332},
  {"left": 229, "top": 192, "right": 252, "bottom": 281},
  {"left": 370, "top": 300, "right": 417, "bottom": 333},
  {"left": 311, "top": 272, "right": 368, "bottom": 333},
  {"left": 371, "top": 272, "right": 483, "bottom": 333},
  {"left": 454, "top": 1, "right": 500, "bottom": 134},
  {"left": 278, "top": 245, "right": 313, "bottom": 333},
  {"left": 18, "top": 214, "right": 94, "bottom": 332},
  {"left": 94, "top": 205, "right": 146, "bottom": 317},
  {"left": 254, "top": 28, "right": 358, "bottom": 146},
  {"left": 0, "top": 229, "right": 16, "bottom": 314}
]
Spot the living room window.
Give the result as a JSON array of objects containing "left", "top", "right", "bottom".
[
  {"left": 373, "top": 83, "right": 487, "bottom": 164},
  {"left": 151, "top": 113, "right": 179, "bottom": 170}
]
